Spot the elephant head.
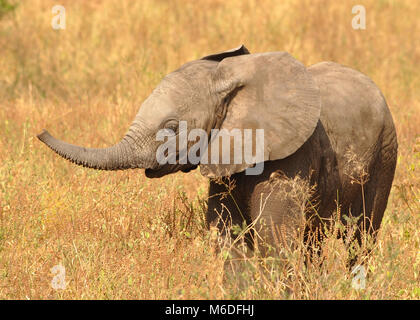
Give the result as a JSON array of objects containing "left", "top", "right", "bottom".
[{"left": 38, "top": 46, "right": 321, "bottom": 178}]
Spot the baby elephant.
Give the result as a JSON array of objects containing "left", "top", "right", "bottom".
[{"left": 38, "top": 45, "right": 398, "bottom": 264}]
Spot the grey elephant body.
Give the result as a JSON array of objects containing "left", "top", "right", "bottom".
[
  {"left": 208, "top": 61, "right": 397, "bottom": 253},
  {"left": 38, "top": 46, "right": 398, "bottom": 262}
]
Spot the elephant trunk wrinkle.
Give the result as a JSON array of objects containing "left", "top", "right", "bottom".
[{"left": 37, "top": 129, "right": 152, "bottom": 171}]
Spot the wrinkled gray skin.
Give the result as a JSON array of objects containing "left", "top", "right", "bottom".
[{"left": 38, "top": 46, "right": 398, "bottom": 265}]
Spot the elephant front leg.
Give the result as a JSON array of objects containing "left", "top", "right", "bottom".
[
  {"left": 249, "top": 174, "right": 313, "bottom": 257},
  {"left": 206, "top": 178, "right": 253, "bottom": 249}
]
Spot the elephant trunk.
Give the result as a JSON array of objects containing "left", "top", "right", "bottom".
[{"left": 37, "top": 124, "right": 153, "bottom": 170}]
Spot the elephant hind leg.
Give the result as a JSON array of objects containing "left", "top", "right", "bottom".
[
  {"left": 347, "top": 130, "right": 398, "bottom": 268},
  {"left": 367, "top": 139, "right": 398, "bottom": 235}
]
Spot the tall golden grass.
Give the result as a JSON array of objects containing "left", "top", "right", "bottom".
[{"left": 0, "top": 0, "right": 418, "bottom": 299}]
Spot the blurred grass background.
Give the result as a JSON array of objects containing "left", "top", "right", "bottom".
[{"left": 0, "top": 0, "right": 418, "bottom": 299}]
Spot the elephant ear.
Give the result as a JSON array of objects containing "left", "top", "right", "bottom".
[
  {"left": 200, "top": 52, "right": 321, "bottom": 177},
  {"left": 201, "top": 45, "right": 250, "bottom": 62}
]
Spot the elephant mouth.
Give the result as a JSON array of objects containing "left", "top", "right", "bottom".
[{"left": 145, "top": 164, "right": 198, "bottom": 178}]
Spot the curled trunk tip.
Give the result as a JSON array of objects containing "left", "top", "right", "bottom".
[{"left": 37, "top": 129, "right": 52, "bottom": 143}]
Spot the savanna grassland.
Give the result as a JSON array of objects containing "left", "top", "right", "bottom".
[{"left": 0, "top": 0, "right": 418, "bottom": 299}]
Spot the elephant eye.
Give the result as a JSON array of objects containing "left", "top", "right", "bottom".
[{"left": 163, "top": 119, "right": 179, "bottom": 134}]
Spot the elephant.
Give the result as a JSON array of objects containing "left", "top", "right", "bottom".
[{"left": 38, "top": 45, "right": 398, "bottom": 266}]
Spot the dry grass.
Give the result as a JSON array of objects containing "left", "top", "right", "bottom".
[{"left": 0, "top": 0, "right": 419, "bottom": 299}]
